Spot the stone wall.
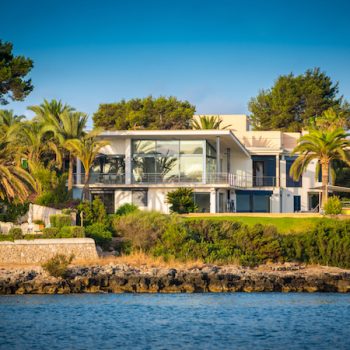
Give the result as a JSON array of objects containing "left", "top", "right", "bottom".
[{"left": 0, "top": 238, "right": 98, "bottom": 264}]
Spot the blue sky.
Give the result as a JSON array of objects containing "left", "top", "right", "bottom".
[{"left": 2, "top": 0, "right": 350, "bottom": 128}]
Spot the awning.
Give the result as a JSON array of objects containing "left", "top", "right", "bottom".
[{"left": 310, "top": 185, "right": 350, "bottom": 193}]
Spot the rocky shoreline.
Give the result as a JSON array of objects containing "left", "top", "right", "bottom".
[{"left": 1, "top": 263, "right": 350, "bottom": 294}]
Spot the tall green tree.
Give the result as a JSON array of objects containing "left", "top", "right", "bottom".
[
  {"left": 0, "top": 40, "right": 33, "bottom": 104},
  {"left": 0, "top": 109, "right": 24, "bottom": 140},
  {"left": 29, "top": 100, "right": 87, "bottom": 192},
  {"left": 28, "top": 99, "right": 73, "bottom": 124},
  {"left": 249, "top": 68, "right": 350, "bottom": 131},
  {"left": 65, "top": 131, "right": 109, "bottom": 199},
  {"left": 290, "top": 128, "right": 350, "bottom": 209},
  {"left": 19, "top": 121, "right": 62, "bottom": 174},
  {"left": 93, "top": 96, "right": 196, "bottom": 130},
  {"left": 192, "top": 115, "right": 230, "bottom": 129},
  {"left": 44, "top": 110, "right": 87, "bottom": 192}
]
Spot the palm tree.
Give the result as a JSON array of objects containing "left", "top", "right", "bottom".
[
  {"left": 314, "top": 107, "right": 347, "bottom": 131},
  {"left": 0, "top": 110, "right": 24, "bottom": 140},
  {"left": 290, "top": 128, "right": 350, "bottom": 209},
  {"left": 31, "top": 102, "right": 88, "bottom": 192},
  {"left": 48, "top": 110, "right": 88, "bottom": 192},
  {"left": 0, "top": 139, "right": 35, "bottom": 203},
  {"left": 64, "top": 131, "right": 109, "bottom": 199},
  {"left": 28, "top": 99, "right": 73, "bottom": 124},
  {"left": 192, "top": 115, "right": 230, "bottom": 130},
  {"left": 19, "top": 121, "right": 62, "bottom": 169}
]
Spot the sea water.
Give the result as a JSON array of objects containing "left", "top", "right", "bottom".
[{"left": 1, "top": 293, "right": 350, "bottom": 349}]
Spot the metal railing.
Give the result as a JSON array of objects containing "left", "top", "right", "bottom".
[
  {"left": 74, "top": 173, "right": 125, "bottom": 185},
  {"left": 132, "top": 173, "right": 198, "bottom": 184},
  {"left": 74, "top": 173, "right": 276, "bottom": 187}
]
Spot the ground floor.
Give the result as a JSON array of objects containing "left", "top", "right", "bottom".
[{"left": 73, "top": 186, "right": 320, "bottom": 214}]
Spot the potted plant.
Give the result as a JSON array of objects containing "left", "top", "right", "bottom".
[{"left": 33, "top": 219, "right": 45, "bottom": 230}]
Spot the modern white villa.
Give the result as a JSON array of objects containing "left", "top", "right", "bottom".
[{"left": 73, "top": 115, "right": 323, "bottom": 214}]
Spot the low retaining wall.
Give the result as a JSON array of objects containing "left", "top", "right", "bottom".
[{"left": 0, "top": 238, "right": 98, "bottom": 264}]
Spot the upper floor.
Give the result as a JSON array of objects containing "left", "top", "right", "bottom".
[{"left": 73, "top": 115, "right": 321, "bottom": 190}]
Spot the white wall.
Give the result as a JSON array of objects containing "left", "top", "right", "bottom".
[
  {"left": 115, "top": 190, "right": 132, "bottom": 210},
  {"left": 270, "top": 189, "right": 281, "bottom": 213},
  {"left": 148, "top": 189, "right": 169, "bottom": 213},
  {"left": 231, "top": 152, "right": 252, "bottom": 179}
]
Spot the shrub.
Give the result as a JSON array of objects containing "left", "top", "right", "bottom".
[
  {"left": 324, "top": 196, "right": 343, "bottom": 215},
  {"left": 42, "top": 254, "right": 74, "bottom": 278},
  {"left": 0, "top": 202, "right": 29, "bottom": 223},
  {"left": 115, "top": 203, "right": 139, "bottom": 216},
  {"left": 77, "top": 197, "right": 108, "bottom": 226},
  {"left": 9, "top": 227, "right": 23, "bottom": 239},
  {"left": 85, "top": 223, "right": 112, "bottom": 249},
  {"left": 113, "top": 211, "right": 174, "bottom": 251},
  {"left": 59, "top": 226, "right": 85, "bottom": 238},
  {"left": 166, "top": 188, "right": 197, "bottom": 214},
  {"left": 24, "top": 234, "right": 44, "bottom": 240},
  {"left": 298, "top": 220, "right": 350, "bottom": 268},
  {"left": 42, "top": 227, "right": 60, "bottom": 238},
  {"left": 0, "top": 234, "right": 14, "bottom": 241},
  {"left": 34, "top": 170, "right": 70, "bottom": 206},
  {"left": 50, "top": 214, "right": 72, "bottom": 229},
  {"left": 62, "top": 208, "right": 74, "bottom": 215},
  {"left": 33, "top": 219, "right": 45, "bottom": 225}
]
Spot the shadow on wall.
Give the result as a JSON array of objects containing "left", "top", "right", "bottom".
[{"left": 31, "top": 204, "right": 63, "bottom": 226}]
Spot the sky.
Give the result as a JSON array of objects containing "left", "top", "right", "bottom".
[{"left": 2, "top": 0, "right": 350, "bottom": 128}]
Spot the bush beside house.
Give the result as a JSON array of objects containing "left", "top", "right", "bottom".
[{"left": 112, "top": 211, "right": 350, "bottom": 268}]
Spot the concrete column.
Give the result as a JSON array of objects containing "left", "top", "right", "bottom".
[
  {"left": 226, "top": 148, "right": 231, "bottom": 173},
  {"left": 280, "top": 155, "right": 286, "bottom": 188},
  {"left": 276, "top": 154, "right": 280, "bottom": 187},
  {"left": 125, "top": 139, "right": 132, "bottom": 184},
  {"left": 76, "top": 157, "right": 82, "bottom": 185},
  {"left": 216, "top": 136, "right": 220, "bottom": 173},
  {"left": 210, "top": 189, "right": 216, "bottom": 213},
  {"left": 203, "top": 140, "right": 206, "bottom": 184}
]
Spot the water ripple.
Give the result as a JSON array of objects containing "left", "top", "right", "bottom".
[{"left": 0, "top": 293, "right": 350, "bottom": 350}]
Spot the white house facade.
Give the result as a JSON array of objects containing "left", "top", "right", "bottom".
[{"left": 73, "top": 115, "right": 323, "bottom": 214}]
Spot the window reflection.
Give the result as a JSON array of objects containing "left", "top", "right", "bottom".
[
  {"left": 156, "top": 140, "right": 179, "bottom": 156},
  {"left": 131, "top": 139, "right": 216, "bottom": 183},
  {"left": 180, "top": 140, "right": 203, "bottom": 154},
  {"left": 133, "top": 140, "right": 156, "bottom": 154}
]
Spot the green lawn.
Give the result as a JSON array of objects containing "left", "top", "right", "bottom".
[{"left": 185, "top": 216, "right": 333, "bottom": 234}]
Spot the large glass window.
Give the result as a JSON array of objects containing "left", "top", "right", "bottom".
[
  {"left": 156, "top": 140, "right": 179, "bottom": 156},
  {"left": 180, "top": 140, "right": 203, "bottom": 154},
  {"left": 131, "top": 140, "right": 208, "bottom": 183},
  {"left": 91, "top": 155, "right": 125, "bottom": 176},
  {"left": 193, "top": 193, "right": 210, "bottom": 213},
  {"left": 179, "top": 155, "right": 203, "bottom": 182},
  {"left": 133, "top": 140, "right": 156, "bottom": 154},
  {"left": 286, "top": 157, "right": 302, "bottom": 187}
]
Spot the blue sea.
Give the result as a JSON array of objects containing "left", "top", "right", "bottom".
[{"left": 1, "top": 293, "right": 350, "bottom": 350}]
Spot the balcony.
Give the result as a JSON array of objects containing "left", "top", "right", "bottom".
[
  {"left": 75, "top": 173, "right": 276, "bottom": 188},
  {"left": 74, "top": 173, "right": 125, "bottom": 185}
]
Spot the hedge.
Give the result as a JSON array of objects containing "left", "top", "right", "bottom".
[{"left": 50, "top": 214, "right": 72, "bottom": 229}]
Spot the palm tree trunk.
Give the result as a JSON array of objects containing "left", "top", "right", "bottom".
[
  {"left": 68, "top": 152, "right": 74, "bottom": 192},
  {"left": 321, "top": 161, "right": 329, "bottom": 209},
  {"left": 82, "top": 170, "right": 90, "bottom": 201}
]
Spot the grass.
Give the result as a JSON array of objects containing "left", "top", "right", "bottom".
[
  {"left": 74, "top": 252, "right": 205, "bottom": 269},
  {"left": 185, "top": 216, "right": 333, "bottom": 234}
]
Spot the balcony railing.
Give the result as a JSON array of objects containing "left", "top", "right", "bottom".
[
  {"left": 74, "top": 173, "right": 125, "bottom": 185},
  {"left": 234, "top": 175, "right": 276, "bottom": 187},
  {"left": 74, "top": 173, "right": 276, "bottom": 187}
]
